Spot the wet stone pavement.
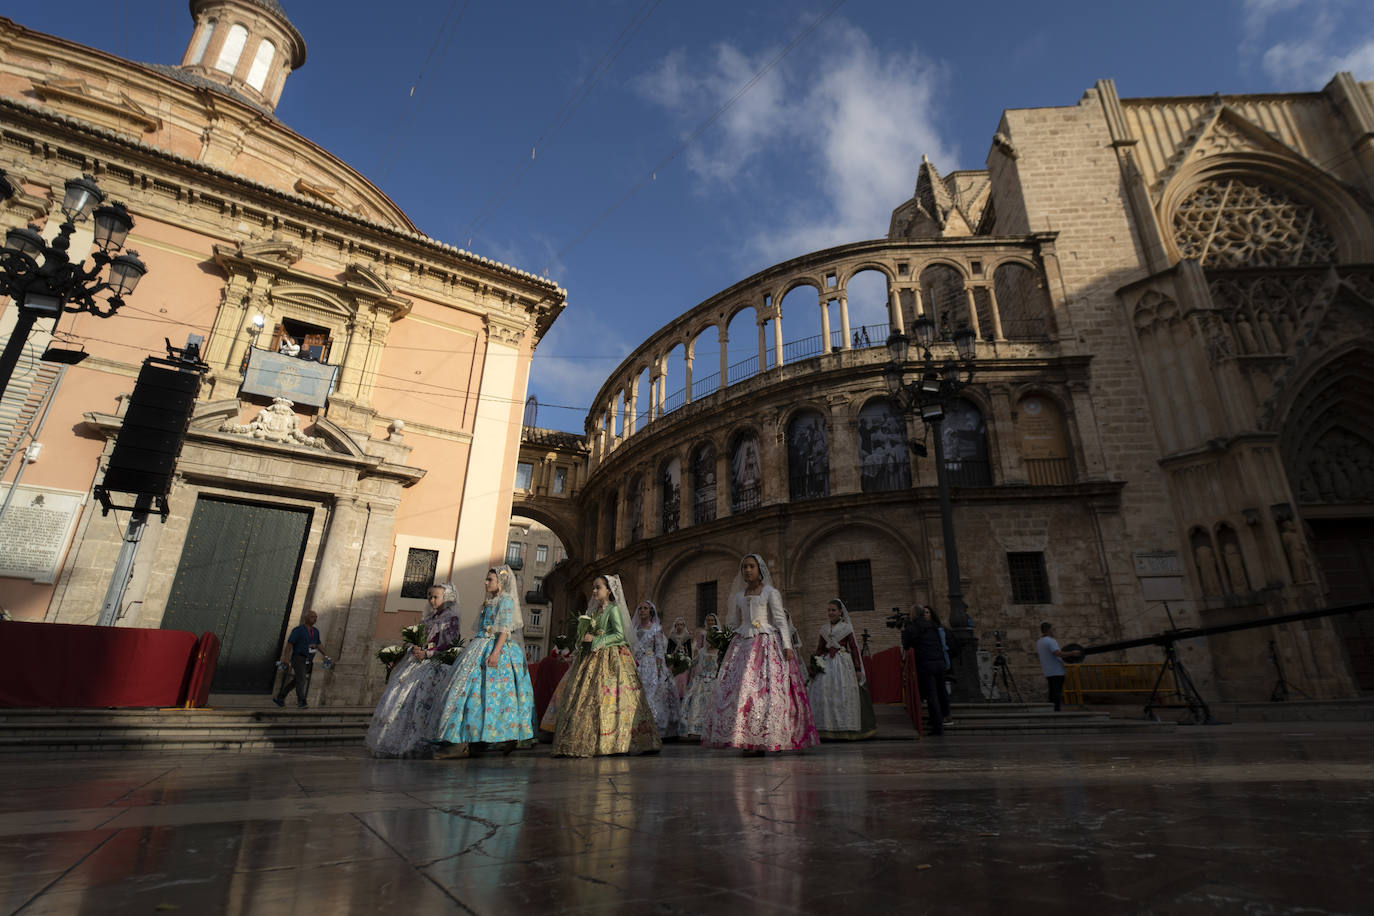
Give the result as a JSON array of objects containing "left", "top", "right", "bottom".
[{"left": 1, "top": 722, "right": 1371, "bottom": 915}]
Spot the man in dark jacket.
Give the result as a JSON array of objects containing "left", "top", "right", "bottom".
[{"left": 902, "top": 605, "right": 949, "bottom": 735}]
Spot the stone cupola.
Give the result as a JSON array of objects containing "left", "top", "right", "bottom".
[{"left": 178, "top": 0, "right": 306, "bottom": 112}]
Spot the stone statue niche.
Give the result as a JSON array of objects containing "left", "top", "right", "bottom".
[
  {"left": 1279, "top": 520, "right": 1317, "bottom": 584},
  {"left": 1215, "top": 524, "right": 1250, "bottom": 596},
  {"left": 1191, "top": 527, "right": 1224, "bottom": 597}
]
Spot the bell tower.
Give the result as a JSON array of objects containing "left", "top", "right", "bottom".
[{"left": 178, "top": 0, "right": 306, "bottom": 112}]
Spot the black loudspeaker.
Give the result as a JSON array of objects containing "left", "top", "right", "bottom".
[{"left": 98, "top": 362, "right": 201, "bottom": 507}]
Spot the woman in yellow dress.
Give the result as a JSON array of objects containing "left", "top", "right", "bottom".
[{"left": 552, "top": 573, "right": 662, "bottom": 757}]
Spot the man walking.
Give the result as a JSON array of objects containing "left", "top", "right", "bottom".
[
  {"left": 274, "top": 610, "right": 332, "bottom": 708},
  {"left": 1037, "top": 621, "right": 1066, "bottom": 711}
]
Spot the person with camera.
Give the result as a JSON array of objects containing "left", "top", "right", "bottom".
[{"left": 901, "top": 605, "right": 950, "bottom": 735}]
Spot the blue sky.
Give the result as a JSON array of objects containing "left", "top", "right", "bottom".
[{"left": 16, "top": 1, "right": 1374, "bottom": 431}]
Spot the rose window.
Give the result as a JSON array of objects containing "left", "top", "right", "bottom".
[{"left": 1172, "top": 178, "right": 1338, "bottom": 268}]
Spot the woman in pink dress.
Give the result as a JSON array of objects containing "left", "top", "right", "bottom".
[{"left": 701, "top": 553, "right": 819, "bottom": 755}]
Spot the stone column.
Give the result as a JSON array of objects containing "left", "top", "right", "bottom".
[
  {"left": 964, "top": 287, "right": 982, "bottom": 339},
  {"left": 983, "top": 284, "right": 1005, "bottom": 340},
  {"left": 718, "top": 326, "right": 729, "bottom": 387},
  {"left": 838, "top": 294, "right": 851, "bottom": 349},
  {"left": 989, "top": 385, "right": 1023, "bottom": 483},
  {"left": 323, "top": 499, "right": 400, "bottom": 706},
  {"left": 820, "top": 299, "right": 832, "bottom": 353},
  {"left": 684, "top": 345, "right": 694, "bottom": 405},
  {"left": 757, "top": 320, "right": 768, "bottom": 372},
  {"left": 650, "top": 366, "right": 662, "bottom": 419},
  {"left": 772, "top": 315, "right": 784, "bottom": 368},
  {"left": 626, "top": 384, "right": 637, "bottom": 436},
  {"left": 889, "top": 286, "right": 905, "bottom": 334}
]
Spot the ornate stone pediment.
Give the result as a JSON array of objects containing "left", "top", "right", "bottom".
[
  {"left": 32, "top": 79, "right": 160, "bottom": 134},
  {"left": 219, "top": 397, "right": 326, "bottom": 449},
  {"left": 1153, "top": 104, "right": 1313, "bottom": 197}
]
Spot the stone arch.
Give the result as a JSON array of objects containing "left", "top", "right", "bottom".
[
  {"left": 689, "top": 325, "right": 720, "bottom": 400},
  {"left": 993, "top": 261, "right": 1054, "bottom": 341},
  {"left": 839, "top": 261, "right": 896, "bottom": 289},
  {"left": 1013, "top": 390, "right": 1074, "bottom": 486},
  {"left": 510, "top": 507, "right": 581, "bottom": 570},
  {"left": 1159, "top": 155, "right": 1374, "bottom": 266},
  {"left": 940, "top": 396, "right": 992, "bottom": 487},
  {"left": 661, "top": 341, "right": 688, "bottom": 415},
  {"left": 725, "top": 304, "right": 761, "bottom": 385},
  {"left": 844, "top": 267, "right": 892, "bottom": 347},
  {"left": 1278, "top": 344, "right": 1374, "bottom": 506},
  {"left": 785, "top": 519, "right": 924, "bottom": 636},
  {"left": 727, "top": 425, "right": 764, "bottom": 514},
  {"left": 778, "top": 284, "right": 823, "bottom": 362},
  {"left": 918, "top": 263, "right": 968, "bottom": 339},
  {"left": 690, "top": 440, "right": 718, "bottom": 525},
  {"left": 856, "top": 396, "right": 911, "bottom": 493},
  {"left": 658, "top": 452, "right": 683, "bottom": 535},
  {"left": 786, "top": 407, "right": 831, "bottom": 501},
  {"left": 650, "top": 542, "right": 741, "bottom": 625}
]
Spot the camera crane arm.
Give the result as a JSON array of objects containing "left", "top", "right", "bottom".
[{"left": 1060, "top": 599, "right": 1373, "bottom": 662}]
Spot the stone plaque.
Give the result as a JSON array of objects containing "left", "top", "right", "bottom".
[
  {"left": 1134, "top": 550, "right": 1186, "bottom": 601},
  {"left": 0, "top": 485, "right": 85, "bottom": 584}
]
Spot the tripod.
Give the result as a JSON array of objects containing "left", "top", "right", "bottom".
[
  {"left": 1268, "top": 639, "right": 1311, "bottom": 702},
  {"left": 1143, "top": 603, "right": 1214, "bottom": 725},
  {"left": 991, "top": 639, "right": 1020, "bottom": 702}
]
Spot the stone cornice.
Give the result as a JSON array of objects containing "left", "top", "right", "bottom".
[{"left": 0, "top": 95, "right": 564, "bottom": 304}]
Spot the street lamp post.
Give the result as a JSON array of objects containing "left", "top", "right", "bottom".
[
  {"left": 0, "top": 169, "right": 146, "bottom": 402},
  {"left": 885, "top": 317, "right": 981, "bottom": 701}
]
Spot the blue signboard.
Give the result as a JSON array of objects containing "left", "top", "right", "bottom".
[{"left": 241, "top": 348, "right": 338, "bottom": 408}]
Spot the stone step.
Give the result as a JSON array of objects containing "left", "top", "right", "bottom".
[
  {"left": 870, "top": 702, "right": 1174, "bottom": 737},
  {"left": 0, "top": 706, "right": 374, "bottom": 754}
]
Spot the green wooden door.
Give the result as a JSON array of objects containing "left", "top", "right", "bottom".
[{"left": 162, "top": 497, "right": 312, "bottom": 692}]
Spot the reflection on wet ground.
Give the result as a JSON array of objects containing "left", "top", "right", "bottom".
[{"left": 2, "top": 722, "right": 1371, "bottom": 914}]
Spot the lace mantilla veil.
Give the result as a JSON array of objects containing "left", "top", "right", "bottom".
[
  {"left": 730, "top": 553, "right": 776, "bottom": 601},
  {"left": 492, "top": 564, "right": 524, "bottom": 635}
]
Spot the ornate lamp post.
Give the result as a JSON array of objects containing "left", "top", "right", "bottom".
[
  {"left": 885, "top": 317, "right": 980, "bottom": 701},
  {"left": 0, "top": 169, "right": 146, "bottom": 401}
]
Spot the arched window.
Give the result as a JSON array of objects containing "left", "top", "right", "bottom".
[
  {"left": 787, "top": 410, "right": 830, "bottom": 500},
  {"left": 730, "top": 431, "right": 762, "bottom": 513},
  {"left": 213, "top": 23, "right": 248, "bottom": 74},
  {"left": 627, "top": 474, "right": 645, "bottom": 543},
  {"left": 246, "top": 38, "right": 276, "bottom": 90},
  {"left": 858, "top": 400, "right": 910, "bottom": 493},
  {"left": 994, "top": 263, "right": 1053, "bottom": 340},
  {"left": 919, "top": 264, "right": 965, "bottom": 339},
  {"left": 660, "top": 457, "right": 681, "bottom": 534},
  {"left": 189, "top": 20, "right": 215, "bottom": 65},
  {"left": 691, "top": 443, "right": 717, "bottom": 524},
  {"left": 941, "top": 399, "right": 990, "bottom": 486},
  {"left": 1016, "top": 395, "right": 1072, "bottom": 485},
  {"left": 1172, "top": 177, "right": 1337, "bottom": 268}
]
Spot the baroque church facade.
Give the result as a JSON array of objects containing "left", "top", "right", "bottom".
[
  {"left": 0, "top": 3, "right": 564, "bottom": 704},
  {"left": 517, "top": 76, "right": 1374, "bottom": 701}
]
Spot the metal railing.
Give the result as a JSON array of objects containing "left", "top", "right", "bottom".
[
  {"left": 1063, "top": 663, "right": 1173, "bottom": 706},
  {"left": 692, "top": 495, "right": 717, "bottom": 525},
  {"left": 1024, "top": 457, "right": 1073, "bottom": 486},
  {"left": 943, "top": 459, "right": 992, "bottom": 487},
  {"left": 691, "top": 371, "right": 720, "bottom": 400},
  {"left": 789, "top": 471, "right": 830, "bottom": 501},
  {"left": 732, "top": 483, "right": 761, "bottom": 513}
]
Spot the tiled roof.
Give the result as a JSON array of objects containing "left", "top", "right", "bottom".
[{"left": 143, "top": 63, "right": 278, "bottom": 119}]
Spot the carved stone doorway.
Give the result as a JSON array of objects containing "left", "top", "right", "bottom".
[
  {"left": 161, "top": 497, "right": 313, "bottom": 692},
  {"left": 1310, "top": 518, "right": 1374, "bottom": 692}
]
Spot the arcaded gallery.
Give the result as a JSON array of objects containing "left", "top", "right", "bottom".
[{"left": 517, "top": 76, "right": 1374, "bottom": 702}]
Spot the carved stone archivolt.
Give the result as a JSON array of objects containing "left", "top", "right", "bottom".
[{"left": 220, "top": 397, "right": 327, "bottom": 449}]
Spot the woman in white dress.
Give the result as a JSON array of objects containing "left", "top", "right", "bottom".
[
  {"left": 807, "top": 598, "right": 876, "bottom": 740},
  {"left": 632, "top": 600, "right": 682, "bottom": 739},
  {"left": 680, "top": 612, "right": 721, "bottom": 737},
  {"left": 364, "top": 584, "right": 462, "bottom": 758}
]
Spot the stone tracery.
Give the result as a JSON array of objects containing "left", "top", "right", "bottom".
[{"left": 1173, "top": 177, "right": 1338, "bottom": 268}]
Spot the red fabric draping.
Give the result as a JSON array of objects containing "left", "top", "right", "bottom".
[
  {"left": 0, "top": 621, "right": 199, "bottom": 708},
  {"left": 531, "top": 653, "right": 571, "bottom": 722},
  {"left": 863, "top": 646, "right": 903, "bottom": 704},
  {"left": 183, "top": 632, "right": 221, "bottom": 709},
  {"left": 903, "top": 648, "right": 924, "bottom": 736}
]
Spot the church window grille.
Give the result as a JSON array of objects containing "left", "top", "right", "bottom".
[
  {"left": 400, "top": 548, "right": 439, "bottom": 599},
  {"left": 837, "top": 560, "right": 875, "bottom": 612},
  {"left": 1007, "top": 552, "right": 1051, "bottom": 604},
  {"left": 695, "top": 580, "right": 717, "bottom": 626}
]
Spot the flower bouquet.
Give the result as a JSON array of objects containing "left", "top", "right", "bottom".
[
  {"left": 400, "top": 623, "right": 425, "bottom": 647},
  {"left": 808, "top": 654, "right": 827, "bottom": 678},
  {"left": 665, "top": 651, "right": 692, "bottom": 677},
  {"left": 433, "top": 646, "right": 461, "bottom": 665},
  {"left": 705, "top": 624, "right": 736, "bottom": 654},
  {"left": 376, "top": 644, "right": 406, "bottom": 668}
]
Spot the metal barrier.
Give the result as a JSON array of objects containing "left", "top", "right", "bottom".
[{"left": 1063, "top": 663, "right": 1174, "bottom": 706}]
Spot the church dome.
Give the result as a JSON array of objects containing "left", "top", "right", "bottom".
[{"left": 178, "top": 0, "right": 306, "bottom": 112}]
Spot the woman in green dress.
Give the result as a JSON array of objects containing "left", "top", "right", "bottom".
[{"left": 552, "top": 573, "right": 662, "bottom": 757}]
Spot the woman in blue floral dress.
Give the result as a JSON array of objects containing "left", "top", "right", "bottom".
[{"left": 428, "top": 565, "right": 535, "bottom": 757}]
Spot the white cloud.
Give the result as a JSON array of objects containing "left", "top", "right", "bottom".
[
  {"left": 1241, "top": 0, "right": 1374, "bottom": 86},
  {"left": 635, "top": 19, "right": 954, "bottom": 264}
]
